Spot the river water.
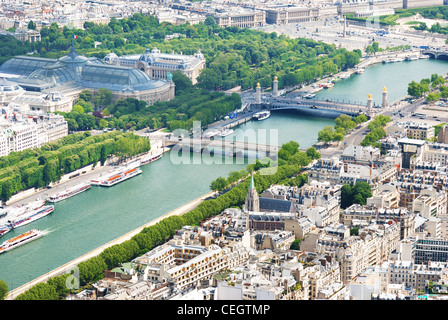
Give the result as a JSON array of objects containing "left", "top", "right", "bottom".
[
  {"left": 315, "top": 58, "right": 448, "bottom": 106},
  {"left": 1, "top": 57, "right": 447, "bottom": 292}
]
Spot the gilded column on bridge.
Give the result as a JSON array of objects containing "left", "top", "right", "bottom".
[
  {"left": 382, "top": 86, "right": 389, "bottom": 108},
  {"left": 273, "top": 76, "right": 279, "bottom": 97},
  {"left": 367, "top": 94, "right": 373, "bottom": 118},
  {"left": 256, "top": 82, "right": 261, "bottom": 104}
]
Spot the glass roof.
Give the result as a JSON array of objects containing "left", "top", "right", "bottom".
[
  {"left": 0, "top": 56, "right": 56, "bottom": 76},
  {"left": 81, "top": 65, "right": 152, "bottom": 85},
  {"left": 28, "top": 64, "right": 76, "bottom": 84}
]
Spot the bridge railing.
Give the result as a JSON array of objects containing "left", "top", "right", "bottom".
[{"left": 273, "top": 97, "right": 366, "bottom": 108}]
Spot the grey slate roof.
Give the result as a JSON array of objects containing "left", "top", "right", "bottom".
[{"left": 259, "top": 197, "right": 293, "bottom": 213}]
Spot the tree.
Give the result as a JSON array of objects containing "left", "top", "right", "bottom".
[
  {"left": 204, "top": 16, "right": 217, "bottom": 27},
  {"left": 0, "top": 280, "right": 8, "bottom": 300},
  {"left": 94, "top": 88, "right": 113, "bottom": 109},
  {"left": 408, "top": 81, "right": 425, "bottom": 97},
  {"left": 78, "top": 90, "right": 93, "bottom": 102},
  {"left": 210, "top": 177, "right": 227, "bottom": 192},
  {"left": 27, "top": 20, "right": 36, "bottom": 30},
  {"left": 334, "top": 114, "right": 356, "bottom": 132},
  {"left": 290, "top": 239, "right": 301, "bottom": 250},
  {"left": 306, "top": 147, "right": 321, "bottom": 160},
  {"left": 353, "top": 114, "right": 367, "bottom": 124},
  {"left": 172, "top": 70, "right": 193, "bottom": 95},
  {"left": 317, "top": 126, "right": 335, "bottom": 143},
  {"left": 341, "top": 181, "right": 372, "bottom": 208}
]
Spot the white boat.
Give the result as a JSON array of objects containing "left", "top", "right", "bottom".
[
  {"left": 93, "top": 165, "right": 142, "bottom": 187},
  {"left": 48, "top": 183, "right": 91, "bottom": 203},
  {"left": 355, "top": 68, "right": 365, "bottom": 74},
  {"left": 0, "top": 225, "right": 11, "bottom": 238},
  {"left": 217, "top": 128, "right": 234, "bottom": 137},
  {"left": 321, "top": 82, "right": 334, "bottom": 88},
  {"left": 339, "top": 73, "right": 350, "bottom": 79},
  {"left": 406, "top": 55, "right": 419, "bottom": 61},
  {"left": 7, "top": 205, "right": 54, "bottom": 229},
  {"left": 0, "top": 200, "right": 46, "bottom": 231},
  {"left": 203, "top": 129, "right": 220, "bottom": 139},
  {"left": 139, "top": 152, "right": 162, "bottom": 165},
  {"left": 0, "top": 229, "right": 45, "bottom": 254},
  {"left": 304, "top": 93, "right": 316, "bottom": 99},
  {"left": 384, "top": 58, "right": 405, "bottom": 63},
  {"left": 253, "top": 110, "right": 271, "bottom": 121}
]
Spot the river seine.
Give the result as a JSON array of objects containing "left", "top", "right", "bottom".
[{"left": 1, "top": 57, "right": 447, "bottom": 292}]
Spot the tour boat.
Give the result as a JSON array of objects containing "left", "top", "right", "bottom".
[
  {"left": 203, "top": 129, "right": 220, "bottom": 139},
  {"left": 217, "top": 128, "right": 234, "bottom": 137},
  {"left": 0, "top": 200, "right": 46, "bottom": 228},
  {"left": 7, "top": 205, "right": 54, "bottom": 229},
  {"left": 321, "top": 82, "right": 334, "bottom": 89},
  {"left": 405, "top": 55, "right": 419, "bottom": 61},
  {"left": 0, "top": 229, "right": 45, "bottom": 254},
  {"left": 253, "top": 111, "right": 271, "bottom": 121},
  {"left": 139, "top": 152, "right": 162, "bottom": 166},
  {"left": 48, "top": 183, "right": 91, "bottom": 203},
  {"left": 304, "top": 93, "right": 316, "bottom": 99},
  {"left": 355, "top": 68, "right": 365, "bottom": 74},
  {"left": 0, "top": 225, "right": 11, "bottom": 238},
  {"left": 96, "top": 166, "right": 142, "bottom": 187}
]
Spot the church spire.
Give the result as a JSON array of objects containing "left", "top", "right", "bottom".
[
  {"left": 245, "top": 174, "right": 259, "bottom": 212},
  {"left": 250, "top": 174, "right": 255, "bottom": 190}
]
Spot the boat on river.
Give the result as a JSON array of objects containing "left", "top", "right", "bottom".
[
  {"left": 321, "top": 82, "right": 334, "bottom": 89},
  {"left": 139, "top": 152, "right": 162, "bottom": 166},
  {"left": 253, "top": 111, "right": 271, "bottom": 121},
  {"left": 217, "top": 128, "right": 234, "bottom": 137},
  {"left": 203, "top": 129, "right": 220, "bottom": 139},
  {"left": 304, "top": 93, "right": 316, "bottom": 99},
  {"left": 91, "top": 165, "right": 142, "bottom": 187},
  {"left": 0, "top": 229, "right": 45, "bottom": 254},
  {"left": 7, "top": 205, "right": 54, "bottom": 229},
  {"left": 48, "top": 183, "right": 91, "bottom": 203},
  {"left": 0, "top": 200, "right": 46, "bottom": 236}
]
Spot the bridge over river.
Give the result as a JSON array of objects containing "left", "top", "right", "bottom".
[
  {"left": 266, "top": 96, "right": 369, "bottom": 118},
  {"left": 163, "top": 136, "right": 282, "bottom": 159}
]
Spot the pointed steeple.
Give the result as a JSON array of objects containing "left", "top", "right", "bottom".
[
  {"left": 250, "top": 174, "right": 255, "bottom": 190},
  {"left": 245, "top": 174, "right": 259, "bottom": 212}
]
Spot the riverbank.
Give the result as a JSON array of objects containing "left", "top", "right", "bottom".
[
  {"left": 6, "top": 136, "right": 166, "bottom": 207},
  {"left": 6, "top": 188, "right": 217, "bottom": 300},
  {"left": 295, "top": 49, "right": 424, "bottom": 97}
]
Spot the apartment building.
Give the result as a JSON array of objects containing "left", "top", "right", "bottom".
[
  {"left": 342, "top": 204, "right": 416, "bottom": 239},
  {"left": 366, "top": 184, "right": 400, "bottom": 208},
  {"left": 302, "top": 220, "right": 400, "bottom": 283},
  {"left": 412, "top": 188, "right": 447, "bottom": 219},
  {"left": 341, "top": 145, "right": 381, "bottom": 165},
  {"left": 252, "top": 230, "right": 295, "bottom": 251},
  {"left": 437, "top": 124, "right": 448, "bottom": 144},
  {"left": 0, "top": 104, "right": 68, "bottom": 155},
  {"left": 133, "top": 238, "right": 250, "bottom": 291},
  {"left": 407, "top": 123, "right": 435, "bottom": 140},
  {"left": 422, "top": 143, "right": 448, "bottom": 166},
  {"left": 413, "top": 238, "right": 448, "bottom": 265}
]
